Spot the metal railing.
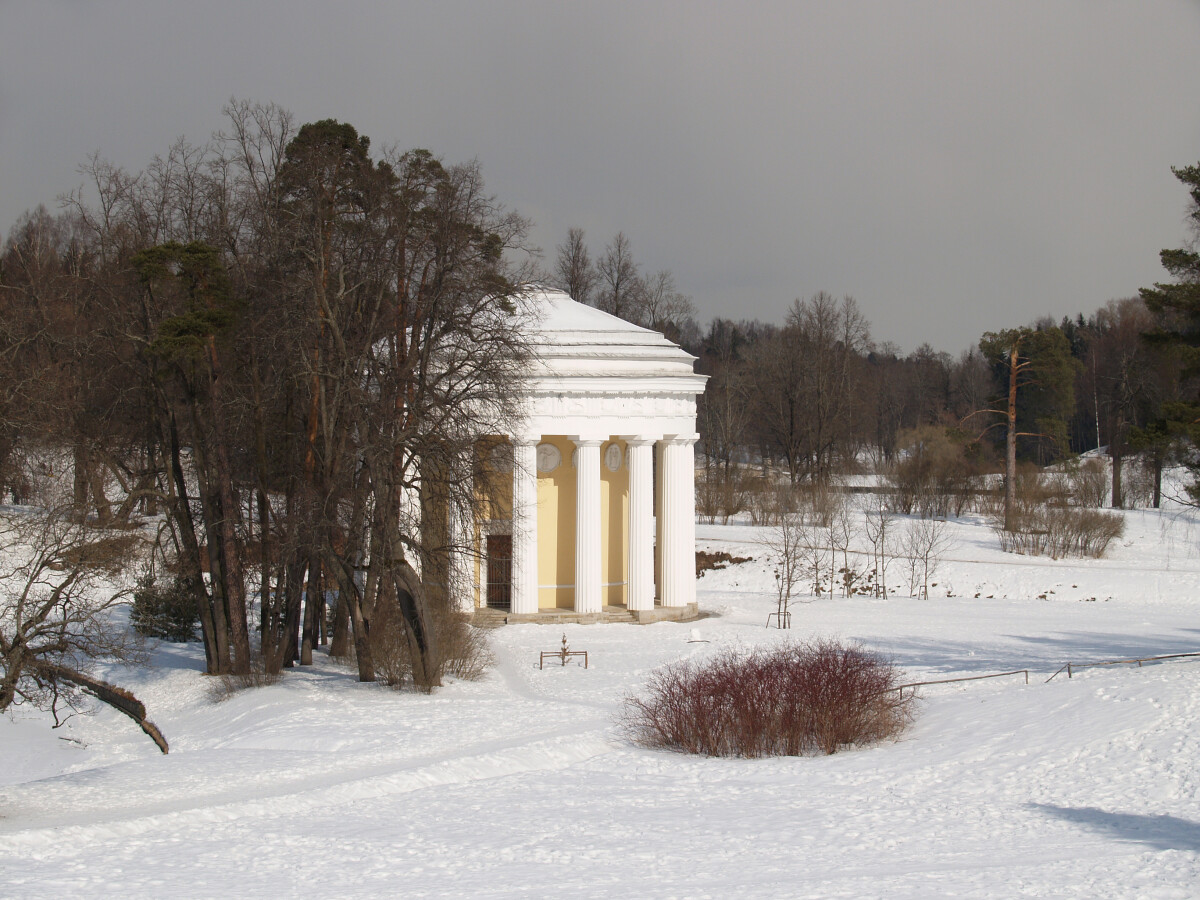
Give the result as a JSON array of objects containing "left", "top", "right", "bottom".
[
  {"left": 894, "top": 650, "right": 1200, "bottom": 697},
  {"left": 895, "top": 669, "right": 1029, "bottom": 699},
  {"left": 1044, "top": 651, "right": 1200, "bottom": 683}
]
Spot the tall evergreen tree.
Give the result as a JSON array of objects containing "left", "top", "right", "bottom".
[{"left": 1140, "top": 163, "right": 1200, "bottom": 504}]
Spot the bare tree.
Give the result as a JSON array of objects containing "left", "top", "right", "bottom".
[
  {"left": 0, "top": 496, "right": 168, "bottom": 733},
  {"left": 901, "top": 516, "right": 952, "bottom": 599},
  {"left": 24, "top": 104, "right": 532, "bottom": 691},
  {"left": 827, "top": 494, "right": 860, "bottom": 596},
  {"left": 552, "top": 227, "right": 598, "bottom": 304},
  {"left": 596, "top": 231, "right": 645, "bottom": 324},
  {"left": 861, "top": 492, "right": 895, "bottom": 599},
  {"left": 761, "top": 511, "right": 808, "bottom": 627},
  {"left": 748, "top": 293, "right": 870, "bottom": 484},
  {"left": 640, "top": 269, "right": 695, "bottom": 338}
]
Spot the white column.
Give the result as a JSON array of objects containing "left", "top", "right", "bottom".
[
  {"left": 448, "top": 475, "right": 473, "bottom": 614},
  {"left": 655, "top": 439, "right": 664, "bottom": 599},
  {"left": 573, "top": 438, "right": 603, "bottom": 614},
  {"left": 660, "top": 434, "right": 698, "bottom": 608},
  {"left": 626, "top": 436, "right": 657, "bottom": 611},
  {"left": 511, "top": 436, "right": 539, "bottom": 615}
]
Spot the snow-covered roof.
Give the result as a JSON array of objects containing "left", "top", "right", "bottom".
[
  {"left": 514, "top": 288, "right": 707, "bottom": 439},
  {"left": 521, "top": 288, "right": 703, "bottom": 379}
]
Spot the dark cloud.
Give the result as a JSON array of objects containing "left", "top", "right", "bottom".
[{"left": 3, "top": 0, "right": 1198, "bottom": 352}]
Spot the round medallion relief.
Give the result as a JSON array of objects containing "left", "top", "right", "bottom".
[
  {"left": 604, "top": 442, "right": 623, "bottom": 472},
  {"left": 536, "top": 442, "right": 561, "bottom": 473}
]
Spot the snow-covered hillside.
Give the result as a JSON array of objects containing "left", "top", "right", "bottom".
[{"left": 3, "top": 505, "right": 1199, "bottom": 898}]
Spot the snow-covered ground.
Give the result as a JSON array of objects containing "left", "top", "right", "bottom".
[{"left": 3, "top": 504, "right": 1200, "bottom": 898}]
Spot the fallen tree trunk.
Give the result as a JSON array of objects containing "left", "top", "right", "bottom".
[{"left": 35, "top": 662, "right": 169, "bottom": 753}]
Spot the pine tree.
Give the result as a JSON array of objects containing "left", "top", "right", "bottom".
[{"left": 1139, "top": 163, "right": 1200, "bottom": 504}]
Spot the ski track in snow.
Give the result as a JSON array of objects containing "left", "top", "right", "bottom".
[{"left": 3, "top": 505, "right": 1200, "bottom": 898}]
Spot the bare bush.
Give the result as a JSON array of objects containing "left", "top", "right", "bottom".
[
  {"left": 621, "top": 640, "right": 914, "bottom": 757},
  {"left": 438, "top": 615, "right": 495, "bottom": 681},
  {"left": 1063, "top": 457, "right": 1108, "bottom": 508},
  {"left": 369, "top": 601, "right": 494, "bottom": 689},
  {"left": 799, "top": 480, "right": 837, "bottom": 527},
  {"left": 991, "top": 467, "right": 1123, "bottom": 558},
  {"left": 696, "top": 469, "right": 748, "bottom": 525},
  {"left": 887, "top": 426, "right": 977, "bottom": 518},
  {"left": 1124, "top": 456, "right": 1156, "bottom": 509},
  {"left": 994, "top": 506, "right": 1124, "bottom": 558},
  {"left": 746, "top": 481, "right": 786, "bottom": 526},
  {"left": 208, "top": 667, "right": 283, "bottom": 702}
]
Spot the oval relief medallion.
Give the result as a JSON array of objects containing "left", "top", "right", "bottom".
[
  {"left": 604, "top": 442, "right": 623, "bottom": 472},
  {"left": 536, "top": 442, "right": 561, "bottom": 473}
]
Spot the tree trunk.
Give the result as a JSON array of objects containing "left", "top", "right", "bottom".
[
  {"left": 1153, "top": 448, "right": 1163, "bottom": 509},
  {"left": 72, "top": 442, "right": 90, "bottom": 520},
  {"left": 167, "top": 410, "right": 228, "bottom": 675},
  {"left": 1111, "top": 423, "right": 1124, "bottom": 509},
  {"left": 204, "top": 341, "right": 251, "bottom": 676},
  {"left": 329, "top": 592, "right": 350, "bottom": 657},
  {"left": 1004, "top": 344, "right": 1018, "bottom": 532},
  {"left": 300, "top": 551, "right": 321, "bottom": 665}
]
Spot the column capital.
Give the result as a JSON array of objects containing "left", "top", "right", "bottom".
[
  {"left": 663, "top": 433, "right": 700, "bottom": 446},
  {"left": 569, "top": 435, "right": 606, "bottom": 447},
  {"left": 511, "top": 432, "right": 541, "bottom": 448},
  {"left": 619, "top": 434, "right": 661, "bottom": 446}
]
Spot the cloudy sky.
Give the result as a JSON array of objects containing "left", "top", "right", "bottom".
[{"left": 3, "top": 1, "right": 1199, "bottom": 353}]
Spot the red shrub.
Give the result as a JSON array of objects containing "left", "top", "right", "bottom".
[{"left": 621, "top": 639, "right": 913, "bottom": 757}]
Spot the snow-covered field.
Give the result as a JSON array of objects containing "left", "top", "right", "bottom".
[{"left": 3, "top": 505, "right": 1200, "bottom": 898}]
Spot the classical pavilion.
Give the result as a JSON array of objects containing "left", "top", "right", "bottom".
[{"left": 459, "top": 289, "right": 708, "bottom": 622}]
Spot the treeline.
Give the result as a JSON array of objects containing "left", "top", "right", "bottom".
[
  {"left": 686, "top": 292, "right": 1183, "bottom": 508},
  {"left": 547, "top": 226, "right": 1192, "bottom": 512},
  {"left": 0, "top": 101, "right": 534, "bottom": 686},
  {"left": 547, "top": 220, "right": 1190, "bottom": 496}
]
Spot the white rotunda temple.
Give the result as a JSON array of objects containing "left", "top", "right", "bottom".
[{"left": 463, "top": 289, "right": 708, "bottom": 623}]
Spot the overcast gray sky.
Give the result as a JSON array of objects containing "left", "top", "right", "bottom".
[{"left": 3, "top": 1, "right": 1199, "bottom": 354}]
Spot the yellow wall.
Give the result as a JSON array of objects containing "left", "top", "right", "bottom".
[
  {"left": 536, "top": 436, "right": 577, "bottom": 609},
  {"left": 472, "top": 435, "right": 631, "bottom": 611}
]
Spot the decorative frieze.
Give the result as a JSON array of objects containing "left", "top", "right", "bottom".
[{"left": 530, "top": 391, "right": 695, "bottom": 420}]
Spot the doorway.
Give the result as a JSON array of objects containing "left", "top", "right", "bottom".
[{"left": 486, "top": 534, "right": 512, "bottom": 611}]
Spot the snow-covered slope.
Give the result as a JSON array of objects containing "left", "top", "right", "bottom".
[{"left": 3, "top": 504, "right": 1199, "bottom": 898}]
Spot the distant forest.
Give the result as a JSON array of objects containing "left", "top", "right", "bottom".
[{"left": 550, "top": 227, "right": 1193, "bottom": 506}]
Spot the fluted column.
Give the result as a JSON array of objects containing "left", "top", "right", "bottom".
[
  {"left": 573, "top": 438, "right": 603, "bottom": 614},
  {"left": 511, "top": 436, "right": 539, "bottom": 615},
  {"left": 660, "top": 434, "right": 698, "bottom": 608},
  {"left": 626, "top": 437, "right": 656, "bottom": 611}
]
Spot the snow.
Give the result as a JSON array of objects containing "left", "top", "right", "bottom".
[
  {"left": 528, "top": 288, "right": 658, "bottom": 338},
  {"left": 3, "top": 503, "right": 1200, "bottom": 897}
]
